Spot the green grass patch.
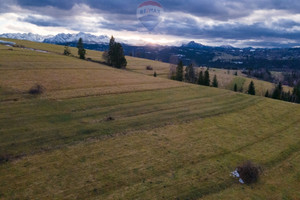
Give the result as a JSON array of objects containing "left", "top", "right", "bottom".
[{"left": 0, "top": 39, "right": 300, "bottom": 199}]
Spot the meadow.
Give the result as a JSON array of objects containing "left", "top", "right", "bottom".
[
  {"left": 0, "top": 39, "right": 299, "bottom": 199},
  {"left": 1, "top": 38, "right": 292, "bottom": 96}
]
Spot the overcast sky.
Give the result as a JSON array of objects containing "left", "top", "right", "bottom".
[{"left": 1, "top": 0, "right": 300, "bottom": 47}]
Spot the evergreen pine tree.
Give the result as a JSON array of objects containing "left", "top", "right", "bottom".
[
  {"left": 198, "top": 71, "right": 204, "bottom": 85},
  {"left": 234, "top": 83, "right": 238, "bottom": 92},
  {"left": 185, "top": 64, "right": 195, "bottom": 83},
  {"left": 272, "top": 82, "right": 283, "bottom": 100},
  {"left": 248, "top": 81, "right": 256, "bottom": 95},
  {"left": 112, "top": 43, "right": 127, "bottom": 68},
  {"left": 204, "top": 70, "right": 210, "bottom": 86},
  {"left": 77, "top": 38, "right": 86, "bottom": 59},
  {"left": 106, "top": 36, "right": 127, "bottom": 68},
  {"left": 265, "top": 90, "right": 269, "bottom": 97},
  {"left": 292, "top": 82, "right": 300, "bottom": 103},
  {"left": 107, "top": 36, "right": 115, "bottom": 65},
  {"left": 175, "top": 61, "right": 183, "bottom": 81},
  {"left": 212, "top": 75, "right": 218, "bottom": 88},
  {"left": 284, "top": 91, "right": 292, "bottom": 102}
]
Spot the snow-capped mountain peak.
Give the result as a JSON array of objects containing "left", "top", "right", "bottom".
[
  {"left": 0, "top": 33, "right": 52, "bottom": 42},
  {"left": 44, "top": 32, "right": 110, "bottom": 44},
  {"left": 0, "top": 32, "right": 110, "bottom": 44}
]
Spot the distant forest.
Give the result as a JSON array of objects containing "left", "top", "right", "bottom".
[{"left": 59, "top": 42, "right": 300, "bottom": 70}]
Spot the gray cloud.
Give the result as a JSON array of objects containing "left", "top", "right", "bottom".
[
  {"left": 158, "top": 20, "right": 300, "bottom": 41},
  {"left": 16, "top": 0, "right": 79, "bottom": 10},
  {"left": 1, "top": 0, "right": 300, "bottom": 47},
  {"left": 22, "top": 16, "right": 62, "bottom": 27},
  {"left": 13, "top": 0, "right": 300, "bottom": 19}
]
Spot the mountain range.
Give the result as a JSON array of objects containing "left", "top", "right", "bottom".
[
  {"left": 0, "top": 32, "right": 244, "bottom": 49},
  {"left": 0, "top": 32, "right": 110, "bottom": 44},
  {"left": 1, "top": 32, "right": 300, "bottom": 70}
]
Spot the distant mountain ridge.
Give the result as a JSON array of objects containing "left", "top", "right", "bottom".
[
  {"left": 0, "top": 32, "right": 231, "bottom": 48},
  {"left": 0, "top": 32, "right": 110, "bottom": 44},
  {"left": 43, "top": 32, "right": 110, "bottom": 44},
  {"left": 182, "top": 41, "right": 206, "bottom": 49},
  {"left": 1, "top": 32, "right": 300, "bottom": 70},
  {"left": 0, "top": 33, "right": 51, "bottom": 42}
]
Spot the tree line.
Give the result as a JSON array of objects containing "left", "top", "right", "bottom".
[
  {"left": 265, "top": 82, "right": 300, "bottom": 103},
  {"left": 64, "top": 37, "right": 127, "bottom": 69},
  {"left": 171, "top": 60, "right": 219, "bottom": 88},
  {"left": 170, "top": 60, "right": 300, "bottom": 103}
]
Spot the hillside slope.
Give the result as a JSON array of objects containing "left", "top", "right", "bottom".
[
  {"left": 0, "top": 40, "right": 299, "bottom": 199},
  {"left": 1, "top": 37, "right": 292, "bottom": 97}
]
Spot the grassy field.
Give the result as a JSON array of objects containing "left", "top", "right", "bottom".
[
  {"left": 0, "top": 42, "right": 183, "bottom": 100},
  {"left": 0, "top": 39, "right": 300, "bottom": 199},
  {"left": 1, "top": 37, "right": 292, "bottom": 96}
]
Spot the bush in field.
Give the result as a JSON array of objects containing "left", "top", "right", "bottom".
[
  {"left": 63, "top": 45, "right": 71, "bottom": 56},
  {"left": 0, "top": 154, "right": 10, "bottom": 164},
  {"left": 106, "top": 116, "right": 115, "bottom": 121},
  {"left": 146, "top": 65, "right": 153, "bottom": 70},
  {"left": 29, "top": 84, "right": 45, "bottom": 95},
  {"left": 237, "top": 161, "right": 261, "bottom": 184}
]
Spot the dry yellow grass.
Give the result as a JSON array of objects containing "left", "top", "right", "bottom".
[
  {"left": 126, "top": 56, "right": 170, "bottom": 77},
  {"left": 0, "top": 43, "right": 183, "bottom": 99},
  {"left": 1, "top": 37, "right": 292, "bottom": 96},
  {"left": 0, "top": 39, "right": 300, "bottom": 200}
]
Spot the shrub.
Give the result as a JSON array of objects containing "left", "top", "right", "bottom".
[
  {"left": 237, "top": 161, "right": 261, "bottom": 184},
  {"left": 29, "top": 84, "right": 45, "bottom": 95},
  {"left": 106, "top": 116, "right": 115, "bottom": 121},
  {"left": 0, "top": 154, "right": 11, "bottom": 164},
  {"left": 146, "top": 65, "right": 153, "bottom": 70},
  {"left": 63, "top": 45, "right": 71, "bottom": 56}
]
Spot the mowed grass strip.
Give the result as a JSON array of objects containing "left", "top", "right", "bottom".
[
  {"left": 0, "top": 85, "right": 259, "bottom": 158},
  {"left": 1, "top": 39, "right": 300, "bottom": 199},
  {"left": 0, "top": 99, "right": 299, "bottom": 199}
]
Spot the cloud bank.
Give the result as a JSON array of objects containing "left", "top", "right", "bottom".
[{"left": 0, "top": 0, "right": 300, "bottom": 47}]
